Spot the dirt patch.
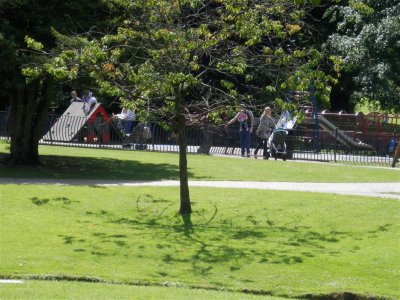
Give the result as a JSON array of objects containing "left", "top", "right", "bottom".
[{"left": 301, "top": 292, "right": 390, "bottom": 300}]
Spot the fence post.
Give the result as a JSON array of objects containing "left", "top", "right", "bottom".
[
  {"left": 391, "top": 141, "right": 400, "bottom": 168},
  {"left": 49, "top": 108, "right": 56, "bottom": 146},
  {"left": 334, "top": 127, "right": 337, "bottom": 162}
]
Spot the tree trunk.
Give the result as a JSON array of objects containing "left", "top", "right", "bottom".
[
  {"left": 175, "top": 90, "right": 192, "bottom": 215},
  {"left": 9, "top": 77, "right": 53, "bottom": 165}
]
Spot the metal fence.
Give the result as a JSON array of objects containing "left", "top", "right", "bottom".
[{"left": 0, "top": 111, "right": 398, "bottom": 167}]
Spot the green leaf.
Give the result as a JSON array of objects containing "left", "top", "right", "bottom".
[{"left": 24, "top": 36, "right": 44, "bottom": 51}]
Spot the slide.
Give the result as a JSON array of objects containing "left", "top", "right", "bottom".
[
  {"left": 42, "top": 102, "right": 103, "bottom": 142},
  {"left": 304, "top": 115, "right": 375, "bottom": 152}
]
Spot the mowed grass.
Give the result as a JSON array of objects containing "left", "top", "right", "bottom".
[
  {"left": 0, "top": 142, "right": 399, "bottom": 182},
  {"left": 1, "top": 141, "right": 399, "bottom": 298},
  {"left": 0, "top": 280, "right": 284, "bottom": 300},
  {"left": 1, "top": 185, "right": 399, "bottom": 299}
]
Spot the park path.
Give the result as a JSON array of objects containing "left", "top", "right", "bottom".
[{"left": 1, "top": 178, "right": 399, "bottom": 199}]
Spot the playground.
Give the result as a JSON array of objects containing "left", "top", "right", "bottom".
[{"left": 1, "top": 99, "right": 399, "bottom": 167}]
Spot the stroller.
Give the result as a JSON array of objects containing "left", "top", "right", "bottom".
[
  {"left": 267, "top": 128, "right": 289, "bottom": 161},
  {"left": 265, "top": 110, "right": 297, "bottom": 161},
  {"left": 122, "top": 122, "right": 152, "bottom": 150}
]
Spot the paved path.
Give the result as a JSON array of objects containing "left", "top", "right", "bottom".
[
  {"left": 0, "top": 280, "right": 24, "bottom": 284},
  {"left": 1, "top": 178, "right": 399, "bottom": 199}
]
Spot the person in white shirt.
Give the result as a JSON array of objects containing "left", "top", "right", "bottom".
[
  {"left": 120, "top": 107, "right": 136, "bottom": 121},
  {"left": 114, "top": 107, "right": 136, "bottom": 134},
  {"left": 82, "top": 91, "right": 97, "bottom": 115}
]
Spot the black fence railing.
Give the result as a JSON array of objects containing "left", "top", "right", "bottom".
[{"left": 0, "top": 111, "right": 398, "bottom": 167}]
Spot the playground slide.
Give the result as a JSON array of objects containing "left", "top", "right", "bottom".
[
  {"left": 42, "top": 102, "right": 101, "bottom": 142},
  {"left": 308, "top": 115, "right": 375, "bottom": 151}
]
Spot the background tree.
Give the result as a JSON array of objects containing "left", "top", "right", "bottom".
[
  {"left": 0, "top": 0, "right": 124, "bottom": 165},
  {"left": 324, "top": 0, "right": 400, "bottom": 112}
]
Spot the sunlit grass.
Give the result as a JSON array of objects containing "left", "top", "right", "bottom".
[
  {"left": 1, "top": 185, "right": 399, "bottom": 299},
  {"left": 0, "top": 141, "right": 399, "bottom": 182},
  {"left": 0, "top": 280, "right": 288, "bottom": 300},
  {"left": 1, "top": 140, "right": 399, "bottom": 299}
]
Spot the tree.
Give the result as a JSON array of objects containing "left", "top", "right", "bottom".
[
  {"left": 0, "top": 0, "right": 124, "bottom": 164},
  {"left": 25, "top": 0, "right": 329, "bottom": 214},
  {"left": 325, "top": 0, "right": 400, "bottom": 112}
]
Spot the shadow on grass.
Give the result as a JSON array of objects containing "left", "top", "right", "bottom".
[
  {"left": 31, "top": 196, "right": 79, "bottom": 206},
  {"left": 58, "top": 197, "right": 356, "bottom": 280},
  {"left": 181, "top": 214, "right": 194, "bottom": 236},
  {"left": 0, "top": 153, "right": 182, "bottom": 181}
]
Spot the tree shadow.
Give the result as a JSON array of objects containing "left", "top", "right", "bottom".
[
  {"left": 181, "top": 214, "right": 193, "bottom": 236},
  {"left": 53, "top": 196, "right": 369, "bottom": 280},
  {"left": 58, "top": 229, "right": 129, "bottom": 256},
  {"left": 0, "top": 154, "right": 182, "bottom": 181},
  {"left": 30, "top": 196, "right": 79, "bottom": 206},
  {"left": 31, "top": 197, "right": 50, "bottom": 206}
]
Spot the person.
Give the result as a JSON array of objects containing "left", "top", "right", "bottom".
[
  {"left": 119, "top": 107, "right": 136, "bottom": 121},
  {"left": 82, "top": 91, "right": 97, "bottom": 115},
  {"left": 226, "top": 103, "right": 254, "bottom": 157},
  {"left": 113, "top": 107, "right": 136, "bottom": 135},
  {"left": 70, "top": 91, "right": 82, "bottom": 103},
  {"left": 254, "top": 106, "right": 276, "bottom": 159}
]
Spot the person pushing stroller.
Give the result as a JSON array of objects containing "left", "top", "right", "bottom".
[{"left": 254, "top": 106, "right": 276, "bottom": 159}]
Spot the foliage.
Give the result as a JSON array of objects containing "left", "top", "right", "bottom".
[
  {"left": 325, "top": 0, "right": 400, "bottom": 112},
  {"left": 23, "top": 0, "right": 332, "bottom": 121},
  {"left": 0, "top": 0, "right": 124, "bottom": 102},
  {"left": 0, "top": 0, "right": 130, "bottom": 165}
]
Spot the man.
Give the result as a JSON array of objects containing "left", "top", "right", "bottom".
[
  {"left": 226, "top": 103, "right": 254, "bottom": 157},
  {"left": 114, "top": 107, "right": 136, "bottom": 135}
]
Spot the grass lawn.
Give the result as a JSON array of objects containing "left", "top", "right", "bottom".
[
  {"left": 0, "top": 142, "right": 399, "bottom": 182},
  {"left": 1, "top": 185, "right": 399, "bottom": 299},
  {"left": 0, "top": 280, "right": 285, "bottom": 300},
  {"left": 1, "top": 141, "right": 399, "bottom": 299}
]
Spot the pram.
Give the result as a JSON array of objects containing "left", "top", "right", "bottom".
[
  {"left": 267, "top": 128, "right": 289, "bottom": 161},
  {"left": 264, "top": 110, "right": 297, "bottom": 161},
  {"left": 122, "top": 122, "right": 152, "bottom": 150}
]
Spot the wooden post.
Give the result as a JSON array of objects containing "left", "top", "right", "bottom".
[{"left": 392, "top": 141, "right": 400, "bottom": 168}]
